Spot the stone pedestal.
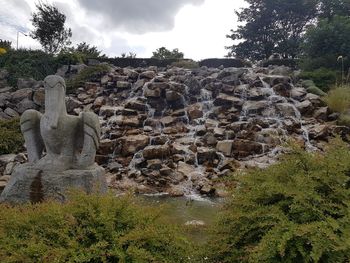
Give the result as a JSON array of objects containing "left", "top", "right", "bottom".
[{"left": 0, "top": 163, "right": 107, "bottom": 204}]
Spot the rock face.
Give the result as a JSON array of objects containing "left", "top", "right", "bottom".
[
  {"left": 0, "top": 65, "right": 344, "bottom": 198},
  {"left": 0, "top": 76, "right": 106, "bottom": 203}
]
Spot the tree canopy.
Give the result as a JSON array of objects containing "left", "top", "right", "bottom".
[
  {"left": 30, "top": 2, "right": 72, "bottom": 54},
  {"left": 151, "top": 47, "right": 184, "bottom": 60},
  {"left": 226, "top": 0, "right": 317, "bottom": 61}
]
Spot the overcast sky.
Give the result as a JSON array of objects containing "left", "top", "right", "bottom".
[{"left": 0, "top": 0, "right": 246, "bottom": 59}]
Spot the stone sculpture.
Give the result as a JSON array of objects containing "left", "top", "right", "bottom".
[{"left": 0, "top": 75, "right": 107, "bottom": 203}]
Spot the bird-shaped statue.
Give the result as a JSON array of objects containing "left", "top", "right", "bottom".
[{"left": 20, "top": 75, "right": 100, "bottom": 171}]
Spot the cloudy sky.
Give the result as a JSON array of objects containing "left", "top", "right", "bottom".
[{"left": 0, "top": 0, "right": 246, "bottom": 59}]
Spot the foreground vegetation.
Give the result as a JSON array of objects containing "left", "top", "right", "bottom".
[
  {"left": 0, "top": 192, "right": 190, "bottom": 263},
  {"left": 204, "top": 139, "right": 350, "bottom": 262},
  {"left": 1, "top": 139, "right": 350, "bottom": 262}
]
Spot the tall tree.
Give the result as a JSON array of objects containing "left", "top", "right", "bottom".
[
  {"left": 302, "top": 15, "right": 350, "bottom": 70},
  {"left": 317, "top": 0, "right": 350, "bottom": 21},
  {"left": 227, "top": 0, "right": 317, "bottom": 61},
  {"left": 31, "top": 2, "right": 72, "bottom": 53}
]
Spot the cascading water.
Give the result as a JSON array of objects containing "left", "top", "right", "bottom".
[{"left": 98, "top": 66, "right": 326, "bottom": 198}]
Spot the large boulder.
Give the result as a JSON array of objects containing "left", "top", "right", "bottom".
[
  {"left": 232, "top": 139, "right": 264, "bottom": 158},
  {"left": 143, "top": 145, "right": 171, "bottom": 160},
  {"left": 118, "top": 135, "right": 150, "bottom": 156}
]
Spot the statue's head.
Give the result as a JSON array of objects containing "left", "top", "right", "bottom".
[
  {"left": 44, "top": 75, "right": 66, "bottom": 93},
  {"left": 43, "top": 75, "right": 67, "bottom": 128}
]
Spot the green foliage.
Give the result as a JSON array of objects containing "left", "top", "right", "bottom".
[
  {"left": 61, "top": 42, "right": 106, "bottom": 64},
  {"left": 55, "top": 51, "right": 85, "bottom": 65},
  {"left": 227, "top": 0, "right": 317, "bottom": 60},
  {"left": 300, "top": 68, "right": 337, "bottom": 92},
  {"left": 171, "top": 60, "right": 199, "bottom": 69},
  {"left": 324, "top": 86, "right": 350, "bottom": 113},
  {"left": 152, "top": 47, "right": 184, "bottom": 60},
  {"left": 66, "top": 64, "right": 110, "bottom": 93},
  {"left": 31, "top": 2, "right": 72, "bottom": 53},
  {"left": 0, "top": 118, "right": 24, "bottom": 154},
  {"left": 0, "top": 49, "right": 59, "bottom": 87},
  {"left": 301, "top": 79, "right": 327, "bottom": 96},
  {"left": 0, "top": 192, "right": 190, "bottom": 262},
  {"left": 317, "top": 0, "right": 350, "bottom": 21},
  {"left": 204, "top": 139, "right": 350, "bottom": 262},
  {"left": 306, "top": 85, "right": 327, "bottom": 96},
  {"left": 0, "top": 39, "right": 12, "bottom": 51},
  {"left": 302, "top": 16, "right": 350, "bottom": 70}
]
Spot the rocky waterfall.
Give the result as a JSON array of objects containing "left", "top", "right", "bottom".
[{"left": 0, "top": 65, "right": 347, "bottom": 198}]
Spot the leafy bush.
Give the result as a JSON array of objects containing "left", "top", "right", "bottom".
[
  {"left": 55, "top": 51, "right": 85, "bottom": 65},
  {"left": 0, "top": 118, "right": 24, "bottom": 154},
  {"left": 324, "top": 86, "right": 350, "bottom": 113},
  {"left": 0, "top": 192, "right": 190, "bottom": 263},
  {"left": 204, "top": 139, "right": 350, "bottom": 262},
  {"left": 302, "top": 16, "right": 350, "bottom": 71},
  {"left": 301, "top": 79, "right": 326, "bottom": 96},
  {"left": 300, "top": 68, "right": 337, "bottom": 92},
  {"left": 66, "top": 64, "right": 110, "bottom": 93},
  {"left": 0, "top": 49, "right": 59, "bottom": 87},
  {"left": 171, "top": 60, "right": 199, "bottom": 69}
]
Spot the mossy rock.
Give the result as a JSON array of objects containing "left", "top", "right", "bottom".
[
  {"left": 306, "top": 85, "right": 326, "bottom": 96},
  {"left": 301, "top": 79, "right": 315, "bottom": 88}
]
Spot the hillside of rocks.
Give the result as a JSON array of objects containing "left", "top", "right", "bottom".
[{"left": 0, "top": 64, "right": 348, "bottom": 197}]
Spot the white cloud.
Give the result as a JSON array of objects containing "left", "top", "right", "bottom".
[{"left": 0, "top": 0, "right": 246, "bottom": 59}]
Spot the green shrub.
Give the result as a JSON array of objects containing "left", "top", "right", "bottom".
[
  {"left": 66, "top": 64, "right": 110, "bottom": 93},
  {"left": 0, "top": 118, "right": 24, "bottom": 154},
  {"left": 0, "top": 192, "right": 190, "bottom": 263},
  {"left": 300, "top": 68, "right": 338, "bottom": 92},
  {"left": 306, "top": 85, "right": 327, "bottom": 96},
  {"left": 324, "top": 86, "right": 350, "bottom": 113},
  {"left": 55, "top": 51, "right": 85, "bottom": 66},
  {"left": 0, "top": 49, "right": 59, "bottom": 87},
  {"left": 204, "top": 139, "right": 350, "bottom": 262},
  {"left": 171, "top": 60, "right": 199, "bottom": 69}
]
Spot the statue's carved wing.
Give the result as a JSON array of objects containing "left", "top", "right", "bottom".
[
  {"left": 78, "top": 112, "right": 101, "bottom": 168},
  {"left": 20, "top": 110, "right": 44, "bottom": 163}
]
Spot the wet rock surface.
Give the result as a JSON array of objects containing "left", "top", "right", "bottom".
[{"left": 0, "top": 64, "right": 344, "bottom": 198}]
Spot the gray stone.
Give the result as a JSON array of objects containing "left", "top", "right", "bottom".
[
  {"left": 16, "top": 98, "right": 38, "bottom": 114},
  {"left": 11, "top": 88, "right": 33, "bottom": 103},
  {"left": 0, "top": 164, "right": 107, "bottom": 204},
  {"left": 4, "top": 107, "right": 19, "bottom": 118},
  {"left": 17, "top": 78, "right": 43, "bottom": 90},
  {"left": 216, "top": 140, "right": 233, "bottom": 156}
]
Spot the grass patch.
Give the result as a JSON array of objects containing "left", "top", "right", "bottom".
[{"left": 324, "top": 85, "right": 350, "bottom": 113}]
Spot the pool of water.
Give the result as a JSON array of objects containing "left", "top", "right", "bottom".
[{"left": 138, "top": 195, "right": 224, "bottom": 243}]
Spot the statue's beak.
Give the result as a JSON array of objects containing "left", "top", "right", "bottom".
[{"left": 45, "top": 85, "right": 64, "bottom": 129}]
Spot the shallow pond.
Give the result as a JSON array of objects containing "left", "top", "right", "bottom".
[{"left": 138, "top": 195, "right": 224, "bottom": 243}]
